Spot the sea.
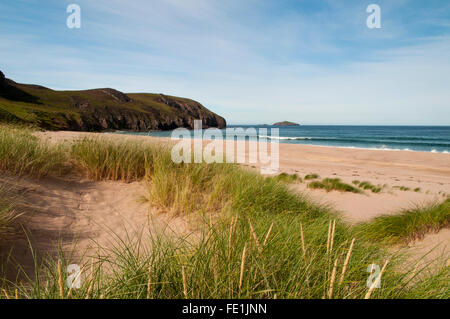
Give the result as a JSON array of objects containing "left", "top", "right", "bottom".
[{"left": 115, "top": 125, "right": 450, "bottom": 154}]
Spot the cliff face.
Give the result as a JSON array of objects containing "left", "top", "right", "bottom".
[
  {"left": 0, "top": 71, "right": 226, "bottom": 131},
  {"left": 72, "top": 92, "right": 226, "bottom": 131}
]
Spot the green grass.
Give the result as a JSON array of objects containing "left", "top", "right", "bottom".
[
  {"left": 0, "top": 125, "right": 66, "bottom": 178},
  {"left": 4, "top": 212, "right": 449, "bottom": 299},
  {"left": 146, "top": 157, "right": 323, "bottom": 217},
  {"left": 394, "top": 186, "right": 411, "bottom": 191},
  {"left": 308, "top": 178, "right": 362, "bottom": 194},
  {"left": 304, "top": 173, "right": 320, "bottom": 180},
  {"left": 0, "top": 186, "right": 20, "bottom": 239},
  {"left": 358, "top": 199, "right": 450, "bottom": 244},
  {"left": 0, "top": 126, "right": 449, "bottom": 299},
  {"left": 71, "top": 137, "right": 167, "bottom": 182},
  {"left": 146, "top": 160, "right": 233, "bottom": 215},
  {"left": 271, "top": 172, "right": 302, "bottom": 184},
  {"left": 358, "top": 181, "right": 383, "bottom": 193}
]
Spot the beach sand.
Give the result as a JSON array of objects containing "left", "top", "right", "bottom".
[
  {"left": 271, "top": 143, "right": 450, "bottom": 223},
  {"left": 36, "top": 130, "right": 450, "bottom": 222},
  {"left": 0, "top": 172, "right": 192, "bottom": 279}
]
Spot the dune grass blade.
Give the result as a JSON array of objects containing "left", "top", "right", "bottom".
[
  {"left": 272, "top": 173, "right": 301, "bottom": 183},
  {"left": 0, "top": 126, "right": 448, "bottom": 299},
  {"left": 0, "top": 125, "right": 66, "bottom": 178},
  {"left": 0, "top": 186, "right": 20, "bottom": 239},
  {"left": 308, "top": 178, "right": 362, "bottom": 193},
  {"left": 7, "top": 213, "right": 449, "bottom": 299},
  {"left": 358, "top": 199, "right": 450, "bottom": 244},
  {"left": 71, "top": 137, "right": 168, "bottom": 182}
]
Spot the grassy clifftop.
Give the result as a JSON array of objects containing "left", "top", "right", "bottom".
[{"left": 0, "top": 70, "right": 226, "bottom": 131}]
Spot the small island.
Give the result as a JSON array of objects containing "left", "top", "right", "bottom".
[{"left": 273, "top": 121, "right": 300, "bottom": 126}]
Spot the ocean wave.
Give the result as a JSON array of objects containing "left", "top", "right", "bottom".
[
  {"left": 307, "top": 145, "right": 450, "bottom": 153},
  {"left": 365, "top": 136, "right": 450, "bottom": 142},
  {"left": 253, "top": 135, "right": 450, "bottom": 153},
  {"left": 257, "top": 135, "right": 450, "bottom": 147},
  {"left": 258, "top": 135, "right": 312, "bottom": 140}
]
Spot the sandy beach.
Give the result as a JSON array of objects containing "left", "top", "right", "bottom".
[
  {"left": 273, "top": 143, "right": 450, "bottom": 222},
  {"left": 2, "top": 130, "right": 447, "bottom": 278},
  {"left": 0, "top": 128, "right": 446, "bottom": 293},
  {"left": 38, "top": 130, "right": 450, "bottom": 222}
]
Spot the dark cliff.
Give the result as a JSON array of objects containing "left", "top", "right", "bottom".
[{"left": 0, "top": 70, "right": 226, "bottom": 131}]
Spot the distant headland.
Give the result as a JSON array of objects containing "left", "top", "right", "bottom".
[
  {"left": 0, "top": 70, "right": 226, "bottom": 132},
  {"left": 273, "top": 121, "right": 300, "bottom": 126}
]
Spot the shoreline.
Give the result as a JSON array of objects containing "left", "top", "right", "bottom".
[
  {"left": 37, "top": 130, "right": 450, "bottom": 222},
  {"left": 110, "top": 130, "right": 450, "bottom": 154}
]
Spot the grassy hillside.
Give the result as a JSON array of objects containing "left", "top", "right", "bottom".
[{"left": 0, "top": 70, "right": 226, "bottom": 131}]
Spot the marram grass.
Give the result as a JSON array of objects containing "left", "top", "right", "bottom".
[
  {"left": 145, "top": 158, "right": 326, "bottom": 219},
  {"left": 2, "top": 214, "right": 449, "bottom": 299},
  {"left": 0, "top": 125, "right": 66, "bottom": 178},
  {"left": 272, "top": 172, "right": 302, "bottom": 184},
  {"left": 0, "top": 125, "right": 449, "bottom": 299},
  {"left": 71, "top": 137, "right": 169, "bottom": 182},
  {"left": 308, "top": 178, "right": 362, "bottom": 194},
  {"left": 0, "top": 185, "right": 20, "bottom": 239},
  {"left": 358, "top": 199, "right": 450, "bottom": 244}
]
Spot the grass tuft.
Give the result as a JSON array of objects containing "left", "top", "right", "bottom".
[
  {"left": 358, "top": 181, "right": 383, "bottom": 193},
  {"left": 71, "top": 137, "right": 167, "bottom": 182},
  {"left": 272, "top": 172, "right": 302, "bottom": 184},
  {"left": 394, "top": 186, "right": 411, "bottom": 191},
  {"left": 0, "top": 185, "right": 20, "bottom": 239},
  {"left": 0, "top": 125, "right": 66, "bottom": 178},
  {"left": 304, "top": 173, "right": 320, "bottom": 180},
  {"left": 308, "top": 178, "right": 362, "bottom": 194},
  {"left": 146, "top": 157, "right": 326, "bottom": 218},
  {"left": 358, "top": 199, "right": 450, "bottom": 244}
]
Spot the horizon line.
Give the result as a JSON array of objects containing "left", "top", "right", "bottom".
[{"left": 226, "top": 124, "right": 450, "bottom": 127}]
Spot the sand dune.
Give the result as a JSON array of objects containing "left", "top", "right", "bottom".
[
  {"left": 36, "top": 130, "right": 450, "bottom": 222},
  {"left": 0, "top": 173, "right": 190, "bottom": 280},
  {"left": 1, "top": 130, "right": 446, "bottom": 280}
]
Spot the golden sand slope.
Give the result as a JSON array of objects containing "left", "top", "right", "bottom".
[
  {"left": 0, "top": 130, "right": 447, "bottom": 279},
  {"left": 37, "top": 130, "right": 450, "bottom": 222}
]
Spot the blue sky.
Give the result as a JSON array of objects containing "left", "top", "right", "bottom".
[{"left": 1, "top": 0, "right": 449, "bottom": 125}]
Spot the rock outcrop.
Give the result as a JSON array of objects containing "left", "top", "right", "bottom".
[{"left": 273, "top": 121, "right": 300, "bottom": 126}]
